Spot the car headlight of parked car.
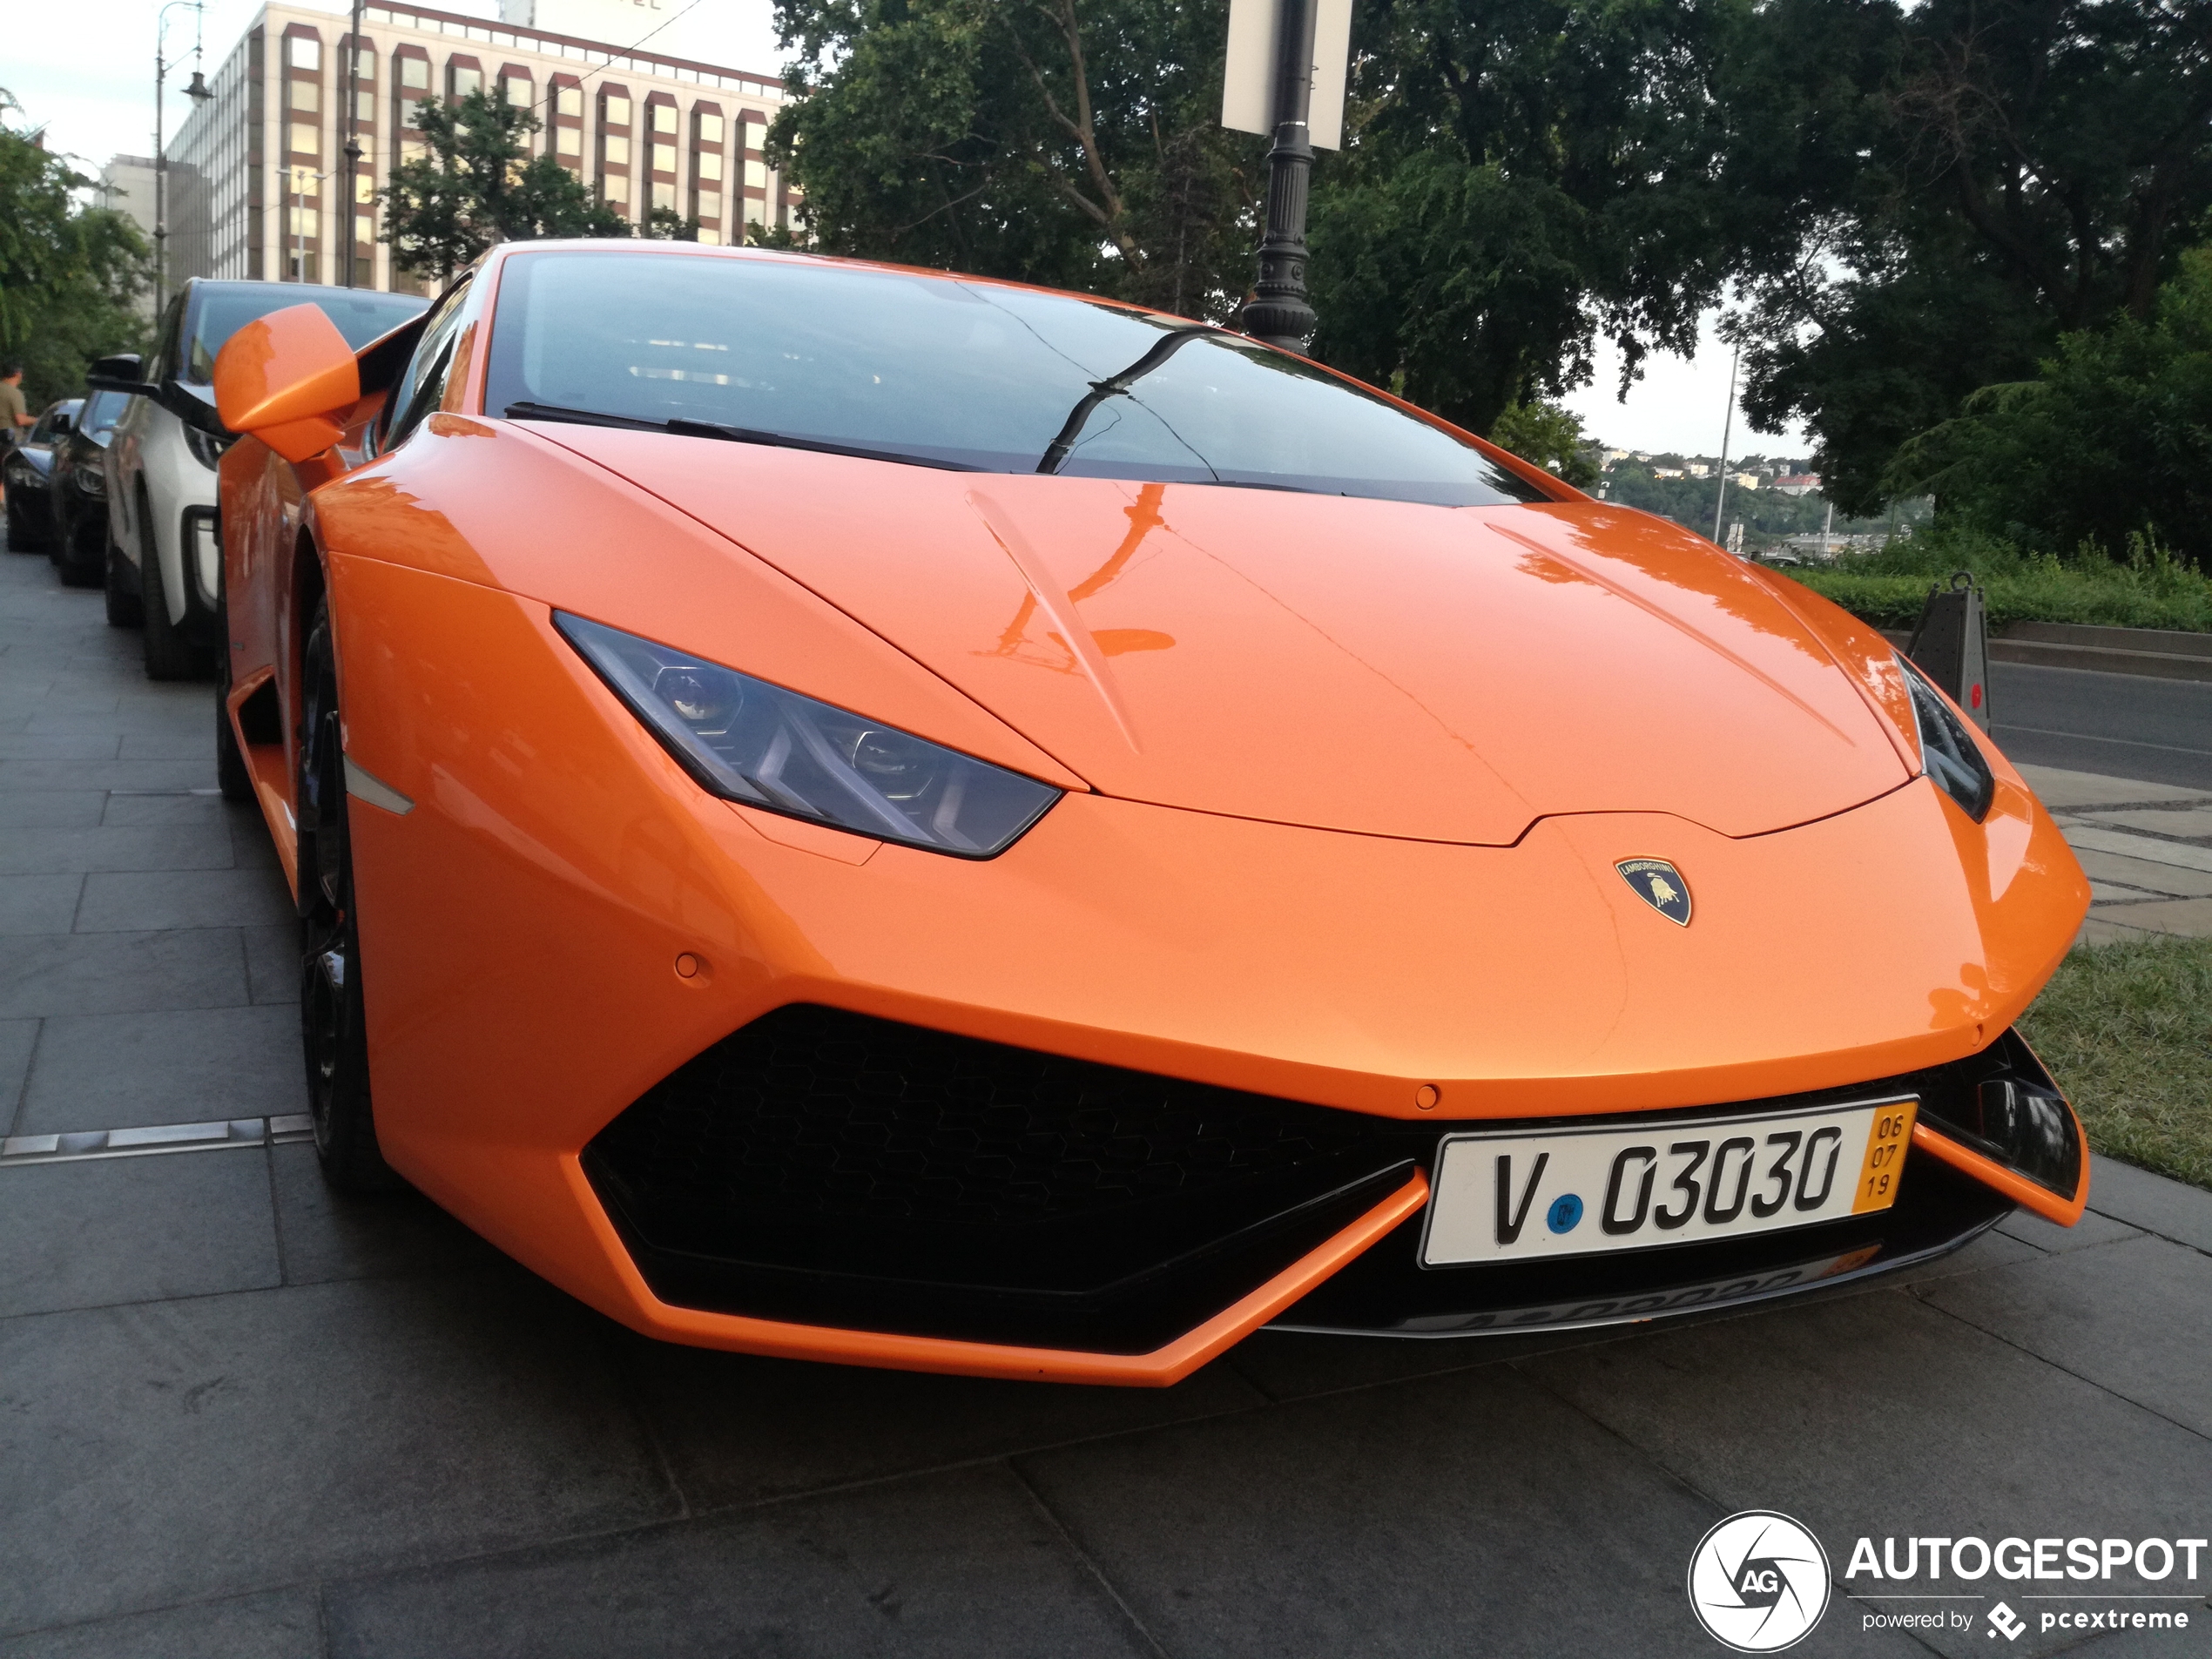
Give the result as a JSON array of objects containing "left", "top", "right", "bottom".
[
  {"left": 72, "top": 464, "right": 105, "bottom": 497},
  {"left": 556, "top": 612, "right": 1062, "bottom": 858},
  {"left": 1898, "top": 654, "right": 1995, "bottom": 822}
]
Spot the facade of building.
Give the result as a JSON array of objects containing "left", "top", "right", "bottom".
[
  {"left": 163, "top": 0, "right": 798, "bottom": 295},
  {"left": 98, "top": 155, "right": 161, "bottom": 243}
]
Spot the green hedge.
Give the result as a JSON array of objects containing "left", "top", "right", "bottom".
[{"left": 1784, "top": 525, "right": 2212, "bottom": 633}]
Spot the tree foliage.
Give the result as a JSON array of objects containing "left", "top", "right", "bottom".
[
  {"left": 1486, "top": 398, "right": 1598, "bottom": 487},
  {"left": 0, "top": 93, "right": 151, "bottom": 406},
  {"left": 381, "top": 89, "right": 631, "bottom": 281},
  {"left": 767, "top": 0, "right": 1264, "bottom": 317},
  {"left": 1885, "top": 246, "right": 2212, "bottom": 564},
  {"left": 1736, "top": 0, "right": 2212, "bottom": 516}
]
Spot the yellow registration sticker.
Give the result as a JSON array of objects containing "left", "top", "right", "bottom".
[{"left": 1851, "top": 1099, "right": 1918, "bottom": 1213}]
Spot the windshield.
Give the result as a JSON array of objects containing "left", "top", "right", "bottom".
[
  {"left": 185, "top": 286, "right": 428, "bottom": 384},
  {"left": 78, "top": 390, "right": 129, "bottom": 436},
  {"left": 483, "top": 251, "right": 1554, "bottom": 508}
]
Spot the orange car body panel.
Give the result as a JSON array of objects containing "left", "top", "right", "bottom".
[{"left": 217, "top": 243, "right": 2094, "bottom": 1382}]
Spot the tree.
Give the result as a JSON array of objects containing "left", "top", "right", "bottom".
[
  {"left": 1733, "top": 0, "right": 2212, "bottom": 516},
  {"left": 766, "top": 0, "right": 1264, "bottom": 317},
  {"left": 0, "top": 93, "right": 151, "bottom": 405},
  {"left": 381, "top": 89, "right": 631, "bottom": 281},
  {"left": 1487, "top": 399, "right": 1599, "bottom": 487},
  {"left": 1305, "top": 0, "right": 1777, "bottom": 438},
  {"left": 1885, "top": 245, "right": 2212, "bottom": 565}
]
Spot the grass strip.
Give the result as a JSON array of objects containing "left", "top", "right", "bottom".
[{"left": 2020, "top": 934, "right": 2212, "bottom": 1194}]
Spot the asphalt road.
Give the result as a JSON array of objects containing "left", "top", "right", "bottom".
[{"left": 1992, "top": 661, "right": 2212, "bottom": 793}]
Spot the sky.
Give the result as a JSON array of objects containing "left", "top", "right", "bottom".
[{"left": 8, "top": 3, "right": 1803, "bottom": 460}]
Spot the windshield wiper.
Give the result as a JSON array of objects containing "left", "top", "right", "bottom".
[
  {"left": 504, "top": 401, "right": 982, "bottom": 472},
  {"left": 1035, "top": 327, "right": 1214, "bottom": 475}
]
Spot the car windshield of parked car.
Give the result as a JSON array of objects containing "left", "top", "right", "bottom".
[
  {"left": 78, "top": 390, "right": 130, "bottom": 436},
  {"left": 484, "top": 250, "right": 1554, "bottom": 508},
  {"left": 184, "top": 287, "right": 428, "bottom": 384}
]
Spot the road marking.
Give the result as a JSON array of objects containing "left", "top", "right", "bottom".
[{"left": 0, "top": 1114, "right": 314, "bottom": 1167}]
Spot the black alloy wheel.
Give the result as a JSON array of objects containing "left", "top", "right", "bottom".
[
  {"left": 52, "top": 489, "right": 105, "bottom": 588},
  {"left": 298, "top": 597, "right": 396, "bottom": 1191}
]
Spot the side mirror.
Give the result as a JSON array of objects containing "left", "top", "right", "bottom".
[
  {"left": 212, "top": 305, "right": 361, "bottom": 465},
  {"left": 85, "top": 353, "right": 154, "bottom": 396},
  {"left": 50, "top": 409, "right": 73, "bottom": 435}
]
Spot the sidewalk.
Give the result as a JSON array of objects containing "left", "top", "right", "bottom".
[
  {"left": 3, "top": 543, "right": 2209, "bottom": 1657},
  {"left": 2017, "top": 765, "right": 2212, "bottom": 943}
]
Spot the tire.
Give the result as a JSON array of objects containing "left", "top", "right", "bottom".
[
  {"left": 214, "top": 608, "right": 252, "bottom": 802},
  {"left": 140, "top": 491, "right": 206, "bottom": 680},
  {"left": 54, "top": 503, "right": 105, "bottom": 588},
  {"left": 5, "top": 493, "right": 44, "bottom": 552},
  {"left": 298, "top": 597, "right": 396, "bottom": 1191},
  {"left": 105, "top": 532, "right": 143, "bottom": 627}
]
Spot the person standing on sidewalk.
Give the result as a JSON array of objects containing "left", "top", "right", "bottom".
[{"left": 0, "top": 365, "right": 31, "bottom": 509}]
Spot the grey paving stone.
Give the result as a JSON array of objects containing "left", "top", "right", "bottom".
[
  {"left": 1, "top": 1017, "right": 36, "bottom": 1135},
  {"left": 2063, "top": 1615, "right": 2212, "bottom": 1656},
  {"left": 0, "top": 826, "right": 233, "bottom": 876},
  {"left": 1518, "top": 1291, "right": 2212, "bottom": 1657},
  {"left": 0, "top": 792, "right": 104, "bottom": 828},
  {"left": 323, "top": 1463, "right": 1152, "bottom": 1659},
  {"left": 2087, "top": 1156, "right": 2212, "bottom": 1255},
  {"left": 118, "top": 729, "right": 219, "bottom": 762},
  {"left": 0, "top": 1590, "right": 323, "bottom": 1659},
  {"left": 0, "top": 929, "right": 247, "bottom": 1020},
  {"left": 1994, "top": 1206, "right": 2145, "bottom": 1255},
  {"left": 96, "top": 791, "right": 231, "bottom": 827},
  {"left": 242, "top": 922, "right": 300, "bottom": 1005},
  {"left": 0, "top": 759, "right": 212, "bottom": 792},
  {"left": 269, "top": 1143, "right": 501, "bottom": 1287},
  {"left": 1917, "top": 1236, "right": 2212, "bottom": 1438},
  {"left": 74, "top": 867, "right": 295, "bottom": 934},
  {"left": 0, "top": 1271, "right": 678, "bottom": 1636},
  {"left": 619, "top": 1337, "right": 1263, "bottom": 1513},
  {"left": 231, "top": 809, "right": 284, "bottom": 872},
  {"left": 0, "top": 874, "right": 82, "bottom": 935},
  {"left": 0, "top": 1152, "right": 281, "bottom": 1318},
  {"left": 17, "top": 1004, "right": 304, "bottom": 1134},
  {"left": 1017, "top": 1359, "right": 1918, "bottom": 1659},
  {"left": 0, "top": 735, "right": 118, "bottom": 762},
  {"left": 23, "top": 709, "right": 207, "bottom": 740},
  {"left": 1229, "top": 1323, "right": 1609, "bottom": 1403}
]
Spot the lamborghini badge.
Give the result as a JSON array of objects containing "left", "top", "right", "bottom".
[{"left": 1617, "top": 859, "right": 1692, "bottom": 926}]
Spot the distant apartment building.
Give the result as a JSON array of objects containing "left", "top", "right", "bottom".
[
  {"left": 161, "top": 0, "right": 798, "bottom": 294},
  {"left": 98, "top": 155, "right": 161, "bottom": 242},
  {"left": 1773, "top": 474, "right": 1822, "bottom": 497}
]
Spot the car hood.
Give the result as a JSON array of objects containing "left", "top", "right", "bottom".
[{"left": 529, "top": 427, "right": 1914, "bottom": 845}]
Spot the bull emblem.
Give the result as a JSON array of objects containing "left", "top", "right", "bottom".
[{"left": 1616, "top": 859, "right": 1692, "bottom": 925}]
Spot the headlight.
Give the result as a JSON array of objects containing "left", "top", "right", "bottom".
[
  {"left": 72, "top": 464, "right": 105, "bottom": 497},
  {"left": 556, "top": 612, "right": 1062, "bottom": 858},
  {"left": 1897, "top": 654, "right": 1994, "bottom": 822}
]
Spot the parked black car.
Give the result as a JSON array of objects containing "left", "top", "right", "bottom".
[
  {"left": 49, "top": 389, "right": 133, "bottom": 587},
  {"left": 3, "top": 400, "right": 82, "bottom": 550}
]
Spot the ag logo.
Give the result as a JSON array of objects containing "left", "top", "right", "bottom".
[
  {"left": 1686, "top": 1511, "right": 1831, "bottom": 1652},
  {"left": 1618, "top": 858, "right": 1692, "bottom": 925}
]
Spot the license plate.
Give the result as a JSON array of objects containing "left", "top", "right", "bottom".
[{"left": 1421, "top": 1097, "right": 1919, "bottom": 1266}]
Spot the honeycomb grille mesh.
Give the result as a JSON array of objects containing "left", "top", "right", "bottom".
[{"left": 588, "top": 1004, "right": 1379, "bottom": 1231}]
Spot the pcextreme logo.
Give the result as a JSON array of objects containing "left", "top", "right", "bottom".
[{"left": 1687, "top": 1511, "right": 1831, "bottom": 1652}]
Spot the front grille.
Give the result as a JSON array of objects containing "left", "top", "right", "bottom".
[{"left": 583, "top": 1004, "right": 1421, "bottom": 1352}]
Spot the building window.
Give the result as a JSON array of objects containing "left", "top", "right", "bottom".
[
  {"left": 602, "top": 173, "right": 629, "bottom": 204},
  {"left": 698, "top": 112, "right": 724, "bottom": 145},
  {"left": 556, "top": 85, "right": 582, "bottom": 118},
  {"left": 745, "top": 159, "right": 766, "bottom": 189},
  {"left": 293, "top": 123, "right": 321, "bottom": 158},
  {"left": 451, "top": 64, "right": 482, "bottom": 98},
  {"left": 695, "top": 190, "right": 721, "bottom": 219},
  {"left": 354, "top": 47, "right": 374, "bottom": 79},
  {"left": 651, "top": 104, "right": 677, "bottom": 136},
  {"left": 502, "top": 77, "right": 530, "bottom": 107},
  {"left": 651, "top": 141, "right": 675, "bottom": 173},
  {"left": 603, "top": 133, "right": 630, "bottom": 166},
  {"left": 290, "top": 79, "right": 320, "bottom": 114},
  {"left": 696, "top": 150, "right": 722, "bottom": 183},
  {"left": 354, "top": 89, "right": 377, "bottom": 124},
  {"left": 400, "top": 57, "right": 428, "bottom": 91},
  {"left": 698, "top": 226, "right": 723, "bottom": 246},
  {"left": 401, "top": 138, "right": 427, "bottom": 165},
  {"left": 287, "top": 205, "right": 318, "bottom": 237},
  {"left": 556, "top": 126, "right": 580, "bottom": 158},
  {"left": 603, "top": 94, "right": 631, "bottom": 126},
  {"left": 288, "top": 35, "right": 320, "bottom": 70},
  {"left": 651, "top": 182, "right": 675, "bottom": 212}
]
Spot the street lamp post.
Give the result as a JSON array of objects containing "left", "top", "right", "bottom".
[
  {"left": 343, "top": 0, "right": 364, "bottom": 287},
  {"left": 293, "top": 165, "right": 334, "bottom": 284},
  {"left": 153, "top": 0, "right": 213, "bottom": 317},
  {"left": 1242, "top": 0, "right": 1321, "bottom": 352}
]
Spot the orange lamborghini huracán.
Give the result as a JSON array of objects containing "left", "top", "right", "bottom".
[{"left": 212, "top": 242, "right": 2090, "bottom": 1385}]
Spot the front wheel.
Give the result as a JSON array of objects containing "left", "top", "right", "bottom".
[{"left": 299, "top": 597, "right": 396, "bottom": 1191}]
